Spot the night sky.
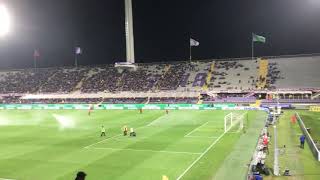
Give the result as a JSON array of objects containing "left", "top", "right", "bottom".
[{"left": 0, "top": 0, "right": 320, "bottom": 69}]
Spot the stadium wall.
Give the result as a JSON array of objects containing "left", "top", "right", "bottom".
[
  {"left": 295, "top": 112, "right": 320, "bottom": 161},
  {"left": 0, "top": 104, "right": 270, "bottom": 111},
  {"left": 0, "top": 103, "right": 236, "bottom": 110}
]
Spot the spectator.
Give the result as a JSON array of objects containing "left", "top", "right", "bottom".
[{"left": 300, "top": 134, "right": 306, "bottom": 149}]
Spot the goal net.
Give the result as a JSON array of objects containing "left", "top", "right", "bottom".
[{"left": 224, "top": 112, "right": 246, "bottom": 133}]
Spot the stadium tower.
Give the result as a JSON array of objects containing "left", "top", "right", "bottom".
[{"left": 125, "top": 0, "right": 135, "bottom": 64}]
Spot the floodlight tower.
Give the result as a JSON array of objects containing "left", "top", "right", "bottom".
[
  {"left": 0, "top": 4, "right": 10, "bottom": 37},
  {"left": 124, "top": 0, "right": 135, "bottom": 64}
]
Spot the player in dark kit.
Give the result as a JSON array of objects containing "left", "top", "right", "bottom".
[
  {"left": 300, "top": 134, "right": 305, "bottom": 148},
  {"left": 166, "top": 109, "right": 169, "bottom": 114},
  {"left": 139, "top": 109, "right": 143, "bottom": 114}
]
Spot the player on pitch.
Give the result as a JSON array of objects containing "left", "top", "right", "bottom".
[
  {"left": 123, "top": 125, "right": 128, "bottom": 136},
  {"left": 100, "top": 125, "right": 106, "bottom": 137},
  {"left": 88, "top": 104, "right": 94, "bottom": 116}
]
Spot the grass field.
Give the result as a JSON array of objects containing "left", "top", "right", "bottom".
[
  {"left": 0, "top": 110, "right": 266, "bottom": 180},
  {"left": 264, "top": 110, "right": 320, "bottom": 180}
]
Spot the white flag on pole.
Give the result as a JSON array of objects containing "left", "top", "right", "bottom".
[
  {"left": 190, "top": 38, "right": 200, "bottom": 46},
  {"left": 75, "top": 47, "right": 82, "bottom": 55}
]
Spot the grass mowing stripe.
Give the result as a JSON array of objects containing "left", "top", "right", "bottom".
[
  {"left": 84, "top": 113, "right": 167, "bottom": 149},
  {"left": 176, "top": 131, "right": 226, "bottom": 180},
  {"left": 88, "top": 147, "right": 202, "bottom": 155}
]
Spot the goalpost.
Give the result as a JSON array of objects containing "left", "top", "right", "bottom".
[{"left": 224, "top": 112, "right": 246, "bottom": 133}]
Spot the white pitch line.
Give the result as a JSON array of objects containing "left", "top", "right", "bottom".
[
  {"left": 184, "top": 121, "right": 210, "bottom": 137},
  {"left": 84, "top": 114, "right": 166, "bottom": 149},
  {"left": 146, "top": 114, "right": 168, "bottom": 126},
  {"left": 176, "top": 131, "right": 226, "bottom": 180},
  {"left": 88, "top": 147, "right": 202, "bottom": 155},
  {"left": 0, "top": 178, "right": 16, "bottom": 180},
  {"left": 84, "top": 134, "right": 122, "bottom": 149},
  {"left": 185, "top": 135, "right": 219, "bottom": 139}
]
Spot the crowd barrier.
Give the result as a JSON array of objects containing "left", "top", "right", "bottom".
[{"left": 295, "top": 112, "right": 320, "bottom": 161}]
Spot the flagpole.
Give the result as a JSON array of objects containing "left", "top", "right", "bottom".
[
  {"left": 75, "top": 54, "right": 78, "bottom": 67},
  {"left": 189, "top": 44, "right": 192, "bottom": 61},
  {"left": 251, "top": 34, "right": 254, "bottom": 60},
  {"left": 34, "top": 56, "right": 37, "bottom": 70}
]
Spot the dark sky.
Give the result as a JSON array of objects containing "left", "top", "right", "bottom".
[{"left": 0, "top": 0, "right": 320, "bottom": 68}]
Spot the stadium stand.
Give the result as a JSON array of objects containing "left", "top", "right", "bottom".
[
  {"left": 269, "top": 56, "right": 320, "bottom": 89},
  {"left": 207, "top": 60, "right": 257, "bottom": 91},
  {"left": 40, "top": 68, "right": 88, "bottom": 93},
  {"left": 0, "top": 55, "right": 320, "bottom": 104}
]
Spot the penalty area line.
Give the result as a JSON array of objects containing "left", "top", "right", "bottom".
[
  {"left": 176, "top": 131, "right": 226, "bottom": 180},
  {"left": 184, "top": 121, "right": 210, "bottom": 137}
]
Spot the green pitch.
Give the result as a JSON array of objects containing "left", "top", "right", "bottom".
[{"left": 0, "top": 110, "right": 266, "bottom": 180}]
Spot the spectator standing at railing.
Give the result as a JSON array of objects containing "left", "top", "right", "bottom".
[
  {"left": 263, "top": 134, "right": 269, "bottom": 154},
  {"left": 300, "top": 134, "right": 306, "bottom": 149}
]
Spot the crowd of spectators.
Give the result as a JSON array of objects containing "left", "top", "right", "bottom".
[
  {"left": 0, "top": 97, "right": 198, "bottom": 104},
  {"left": 81, "top": 66, "right": 121, "bottom": 93},
  {"left": 215, "top": 61, "right": 243, "bottom": 70},
  {"left": 2, "top": 59, "right": 320, "bottom": 105},
  {"left": 120, "top": 68, "right": 152, "bottom": 91},
  {"left": 40, "top": 68, "right": 88, "bottom": 93},
  {"left": 266, "top": 62, "right": 282, "bottom": 89},
  {"left": 0, "top": 59, "right": 304, "bottom": 96},
  {"left": 209, "top": 60, "right": 254, "bottom": 90},
  {"left": 149, "top": 97, "right": 198, "bottom": 104},
  {"left": 156, "top": 63, "right": 194, "bottom": 90},
  {"left": 0, "top": 69, "right": 55, "bottom": 93}
]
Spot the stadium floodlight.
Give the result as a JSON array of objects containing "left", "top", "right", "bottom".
[{"left": 0, "top": 4, "right": 10, "bottom": 37}]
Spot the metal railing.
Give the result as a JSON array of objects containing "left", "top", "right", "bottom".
[{"left": 295, "top": 112, "right": 320, "bottom": 161}]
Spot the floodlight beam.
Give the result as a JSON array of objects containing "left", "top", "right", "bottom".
[{"left": 0, "top": 4, "right": 10, "bottom": 37}]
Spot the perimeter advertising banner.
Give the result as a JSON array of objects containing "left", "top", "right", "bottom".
[
  {"left": 0, "top": 103, "right": 236, "bottom": 110},
  {"left": 309, "top": 106, "right": 320, "bottom": 112}
]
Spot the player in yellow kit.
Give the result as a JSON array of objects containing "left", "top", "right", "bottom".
[{"left": 100, "top": 125, "right": 106, "bottom": 137}]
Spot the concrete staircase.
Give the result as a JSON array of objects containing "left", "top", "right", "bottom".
[{"left": 256, "top": 59, "right": 269, "bottom": 89}]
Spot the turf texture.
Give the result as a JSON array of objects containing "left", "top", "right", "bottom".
[{"left": 0, "top": 110, "right": 265, "bottom": 180}]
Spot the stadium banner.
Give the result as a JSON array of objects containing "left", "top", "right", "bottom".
[
  {"left": 0, "top": 103, "right": 237, "bottom": 110},
  {"left": 309, "top": 106, "right": 320, "bottom": 112}
]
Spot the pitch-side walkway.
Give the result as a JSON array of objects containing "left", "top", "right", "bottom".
[{"left": 213, "top": 112, "right": 267, "bottom": 180}]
